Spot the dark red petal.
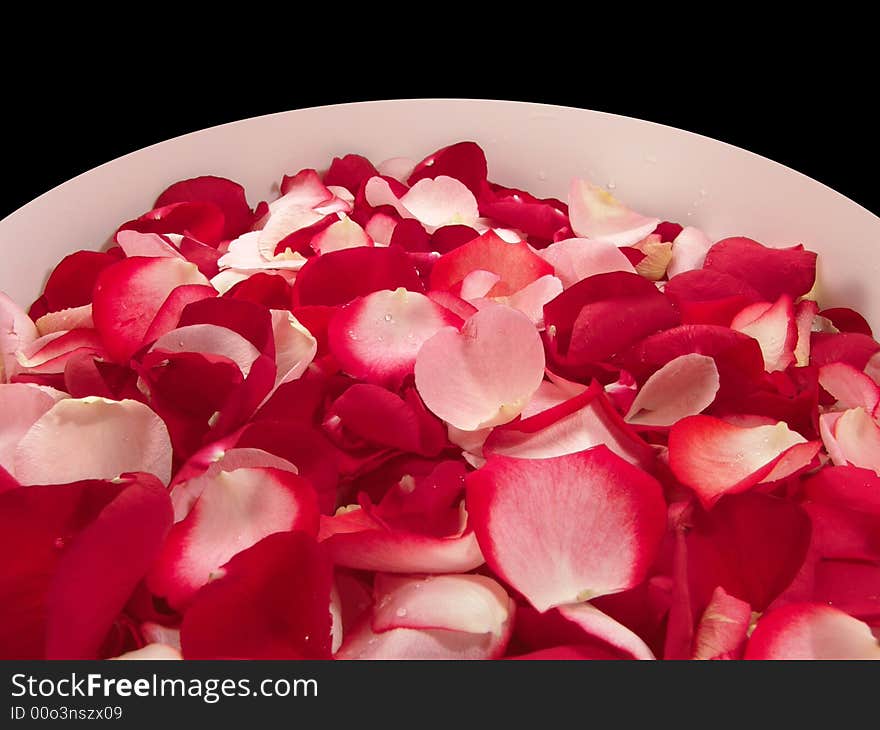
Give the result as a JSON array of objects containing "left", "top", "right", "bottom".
[
  {"left": 389, "top": 218, "right": 431, "bottom": 253},
  {"left": 813, "top": 559, "right": 880, "bottom": 623},
  {"left": 324, "top": 154, "right": 379, "bottom": 194},
  {"left": 119, "top": 201, "right": 226, "bottom": 247},
  {"left": 478, "top": 182, "right": 570, "bottom": 241},
  {"left": 654, "top": 221, "right": 684, "bottom": 242},
  {"left": 180, "top": 531, "right": 333, "bottom": 659},
  {"left": 178, "top": 296, "right": 274, "bottom": 357},
  {"left": 225, "top": 272, "right": 295, "bottom": 310},
  {"left": 46, "top": 474, "right": 172, "bottom": 659},
  {"left": 810, "top": 332, "right": 880, "bottom": 370},
  {"left": 430, "top": 230, "right": 554, "bottom": 297},
  {"left": 293, "top": 246, "right": 424, "bottom": 307},
  {"left": 467, "top": 446, "right": 667, "bottom": 611},
  {"left": 408, "top": 142, "right": 488, "bottom": 196},
  {"left": 507, "top": 644, "right": 627, "bottom": 660},
  {"left": 430, "top": 225, "right": 480, "bottom": 254},
  {"left": 819, "top": 307, "right": 874, "bottom": 337},
  {"left": 28, "top": 250, "right": 121, "bottom": 318},
  {"left": 155, "top": 176, "right": 253, "bottom": 240},
  {"left": 802, "top": 465, "right": 880, "bottom": 515},
  {"left": 686, "top": 493, "right": 811, "bottom": 612},
  {"left": 702, "top": 237, "right": 817, "bottom": 301},
  {"left": 664, "top": 269, "right": 764, "bottom": 326},
  {"left": 543, "top": 271, "right": 680, "bottom": 370}
]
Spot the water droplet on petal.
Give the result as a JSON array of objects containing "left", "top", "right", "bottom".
[
  {"left": 396, "top": 607, "right": 408, "bottom": 618},
  {"left": 54, "top": 537, "right": 65, "bottom": 549},
  {"left": 384, "top": 313, "right": 393, "bottom": 322}
]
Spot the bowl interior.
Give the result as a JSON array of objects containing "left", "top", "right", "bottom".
[{"left": 1, "top": 99, "right": 878, "bottom": 324}]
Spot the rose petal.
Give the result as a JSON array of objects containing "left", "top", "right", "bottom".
[
  {"left": 116, "top": 230, "right": 186, "bottom": 260},
  {"left": 430, "top": 230, "right": 554, "bottom": 298},
  {"left": 703, "top": 237, "right": 818, "bottom": 301},
  {"left": 818, "top": 362, "right": 880, "bottom": 413},
  {"left": 14, "top": 397, "right": 172, "bottom": 485},
  {"left": 691, "top": 586, "right": 752, "bottom": 660},
  {"left": 466, "top": 446, "right": 667, "bottom": 611},
  {"left": 819, "top": 307, "right": 873, "bottom": 337},
  {"left": 154, "top": 176, "right": 253, "bottom": 241},
  {"left": 330, "top": 288, "right": 460, "bottom": 387},
  {"left": 372, "top": 573, "right": 513, "bottom": 637},
  {"left": 149, "top": 467, "right": 319, "bottom": 609},
  {"left": 149, "top": 324, "right": 261, "bottom": 377},
  {"left": 666, "top": 226, "right": 713, "bottom": 279},
  {"left": 0, "top": 383, "right": 66, "bottom": 476},
  {"left": 111, "top": 644, "right": 182, "bottom": 660},
  {"left": 415, "top": 303, "right": 545, "bottom": 431},
  {"left": 625, "top": 354, "right": 720, "bottom": 427},
  {"left": 744, "top": 603, "right": 880, "bottom": 660},
  {"left": 408, "top": 142, "right": 488, "bottom": 196},
  {"left": 668, "top": 416, "right": 819, "bottom": 508},
  {"left": 1, "top": 292, "right": 38, "bottom": 382},
  {"left": 28, "top": 249, "right": 122, "bottom": 319},
  {"left": 311, "top": 216, "right": 372, "bottom": 254},
  {"left": 731, "top": 295, "right": 797, "bottom": 372},
  {"left": 180, "top": 531, "right": 334, "bottom": 659},
  {"left": 93, "top": 257, "right": 210, "bottom": 363},
  {"left": 822, "top": 407, "right": 880, "bottom": 473},
  {"left": 35, "top": 304, "right": 94, "bottom": 336},
  {"left": 568, "top": 180, "right": 660, "bottom": 247},
  {"left": 484, "top": 380, "right": 654, "bottom": 469},
  {"left": 537, "top": 237, "right": 636, "bottom": 289}
]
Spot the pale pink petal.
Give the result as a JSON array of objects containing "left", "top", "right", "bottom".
[
  {"left": 35, "top": 304, "right": 94, "bottom": 335},
  {"left": 210, "top": 269, "right": 252, "bottom": 294},
  {"left": 365, "top": 212, "right": 398, "bottom": 246},
  {"left": 818, "top": 362, "right": 880, "bottom": 413},
  {"left": 731, "top": 295, "right": 797, "bottom": 372},
  {"left": 447, "top": 424, "right": 492, "bottom": 457},
  {"left": 0, "top": 383, "right": 66, "bottom": 476},
  {"left": 667, "top": 226, "right": 713, "bottom": 279},
  {"left": 556, "top": 602, "right": 656, "bottom": 660},
  {"left": 377, "top": 157, "right": 417, "bottom": 182},
  {"left": 270, "top": 310, "right": 317, "bottom": 391},
  {"left": 336, "top": 620, "right": 507, "bottom": 660},
  {"left": 116, "top": 230, "right": 185, "bottom": 260},
  {"left": 364, "top": 177, "right": 412, "bottom": 219},
  {"left": 826, "top": 407, "right": 880, "bottom": 474},
  {"left": 219, "top": 231, "right": 307, "bottom": 271},
  {"left": 625, "top": 354, "right": 720, "bottom": 427},
  {"left": 140, "top": 622, "right": 181, "bottom": 649},
  {"left": 401, "top": 176, "right": 480, "bottom": 229},
  {"left": 537, "top": 237, "right": 636, "bottom": 289},
  {"left": 372, "top": 574, "right": 513, "bottom": 637},
  {"left": 414, "top": 303, "right": 545, "bottom": 431},
  {"left": 486, "top": 275, "right": 564, "bottom": 327},
  {"left": 568, "top": 180, "right": 660, "bottom": 247},
  {"left": 520, "top": 379, "right": 572, "bottom": 419},
  {"left": 745, "top": 604, "right": 880, "bottom": 660},
  {"left": 15, "top": 329, "right": 103, "bottom": 374},
  {"left": 459, "top": 270, "right": 501, "bottom": 301},
  {"left": 794, "top": 300, "right": 819, "bottom": 366},
  {"left": 311, "top": 216, "right": 372, "bottom": 254},
  {"left": 111, "top": 644, "right": 182, "bottom": 660},
  {"left": 692, "top": 586, "right": 752, "bottom": 660},
  {"left": 819, "top": 411, "right": 847, "bottom": 466},
  {"left": 14, "top": 397, "right": 173, "bottom": 485},
  {"left": 0, "top": 292, "right": 38, "bottom": 382},
  {"left": 150, "top": 324, "right": 261, "bottom": 377}
]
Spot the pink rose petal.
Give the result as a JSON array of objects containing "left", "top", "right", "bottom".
[
  {"left": 414, "top": 303, "right": 545, "bottom": 431},
  {"left": 568, "top": 180, "right": 660, "bottom": 247},
  {"left": 537, "top": 237, "right": 636, "bottom": 289},
  {"left": 731, "top": 295, "right": 797, "bottom": 372},
  {"left": 625, "top": 354, "right": 720, "bottom": 428}
]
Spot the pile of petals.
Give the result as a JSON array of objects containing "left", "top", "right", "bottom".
[{"left": 3, "top": 141, "right": 880, "bottom": 661}]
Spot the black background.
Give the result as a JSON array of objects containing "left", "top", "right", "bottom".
[{"left": 1, "top": 41, "right": 877, "bottom": 220}]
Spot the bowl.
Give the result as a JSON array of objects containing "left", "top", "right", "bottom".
[{"left": 1, "top": 98, "right": 879, "bottom": 324}]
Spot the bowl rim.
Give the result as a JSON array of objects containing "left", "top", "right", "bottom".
[{"left": 3, "top": 97, "right": 877, "bottom": 227}]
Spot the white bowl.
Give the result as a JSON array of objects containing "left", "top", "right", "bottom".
[{"left": 1, "top": 99, "right": 878, "bottom": 324}]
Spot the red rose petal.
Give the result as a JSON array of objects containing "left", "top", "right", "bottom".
[
  {"left": 154, "top": 176, "right": 253, "bottom": 241},
  {"left": 224, "top": 271, "right": 294, "bottom": 310},
  {"left": 293, "top": 246, "right": 424, "bottom": 307},
  {"left": 141, "top": 284, "right": 217, "bottom": 345},
  {"left": 818, "top": 362, "right": 880, "bottom": 413},
  {"left": 324, "top": 154, "right": 379, "bottom": 194},
  {"left": 93, "top": 257, "right": 210, "bottom": 363},
  {"left": 744, "top": 603, "right": 880, "bottom": 659},
  {"left": 477, "top": 182, "right": 570, "bottom": 241},
  {"left": 702, "top": 237, "right": 817, "bottom": 301},
  {"left": 466, "top": 446, "right": 667, "bottom": 611},
  {"left": 408, "top": 142, "right": 488, "bottom": 197},
  {"left": 819, "top": 307, "right": 874, "bottom": 337},
  {"left": 329, "top": 288, "right": 461, "bottom": 388},
  {"left": 149, "top": 467, "right": 319, "bottom": 609},
  {"left": 28, "top": 250, "right": 122, "bottom": 319},
  {"left": 180, "top": 531, "right": 334, "bottom": 659},
  {"left": 810, "top": 331, "right": 880, "bottom": 370},
  {"left": 119, "top": 201, "right": 225, "bottom": 247},
  {"left": 543, "top": 271, "right": 679, "bottom": 372},
  {"left": 414, "top": 303, "right": 545, "bottom": 431},
  {"left": 664, "top": 268, "right": 764, "bottom": 326},
  {"left": 177, "top": 296, "right": 274, "bottom": 356}
]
